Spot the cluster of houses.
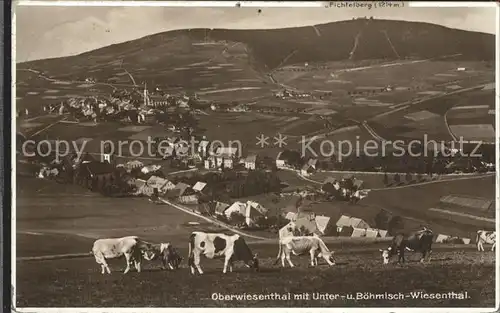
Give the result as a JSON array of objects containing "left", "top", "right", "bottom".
[
  {"left": 43, "top": 84, "right": 195, "bottom": 125},
  {"left": 274, "top": 89, "right": 312, "bottom": 100},
  {"left": 278, "top": 213, "right": 389, "bottom": 238}
]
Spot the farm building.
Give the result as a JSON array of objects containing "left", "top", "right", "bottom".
[
  {"left": 276, "top": 151, "right": 286, "bottom": 169},
  {"left": 336, "top": 215, "right": 370, "bottom": 233},
  {"left": 435, "top": 234, "right": 450, "bottom": 243},
  {"left": 76, "top": 161, "right": 115, "bottom": 191},
  {"left": 307, "top": 158, "right": 318, "bottom": 169},
  {"left": 285, "top": 211, "right": 297, "bottom": 221},
  {"left": 146, "top": 176, "right": 175, "bottom": 194},
  {"left": 192, "top": 181, "right": 207, "bottom": 193},
  {"left": 198, "top": 140, "right": 210, "bottom": 157},
  {"left": 166, "top": 182, "right": 192, "bottom": 200},
  {"left": 364, "top": 228, "right": 378, "bottom": 238},
  {"left": 280, "top": 212, "right": 331, "bottom": 236},
  {"left": 315, "top": 215, "right": 331, "bottom": 234},
  {"left": 141, "top": 164, "right": 161, "bottom": 174},
  {"left": 351, "top": 227, "right": 367, "bottom": 237},
  {"left": 300, "top": 164, "right": 315, "bottom": 177},
  {"left": 213, "top": 201, "right": 230, "bottom": 216},
  {"left": 245, "top": 154, "right": 258, "bottom": 170},
  {"left": 378, "top": 229, "right": 389, "bottom": 237},
  {"left": 225, "top": 201, "right": 246, "bottom": 219}
]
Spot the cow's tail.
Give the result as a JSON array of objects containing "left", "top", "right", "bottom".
[
  {"left": 187, "top": 233, "right": 195, "bottom": 268},
  {"left": 273, "top": 241, "right": 283, "bottom": 265}
]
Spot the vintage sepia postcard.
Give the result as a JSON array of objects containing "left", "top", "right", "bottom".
[{"left": 11, "top": 1, "right": 499, "bottom": 311}]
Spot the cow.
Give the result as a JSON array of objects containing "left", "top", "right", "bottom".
[
  {"left": 137, "top": 241, "right": 183, "bottom": 270},
  {"left": 187, "top": 232, "right": 259, "bottom": 275},
  {"left": 274, "top": 235, "right": 335, "bottom": 268},
  {"left": 476, "top": 230, "right": 496, "bottom": 252},
  {"left": 379, "top": 228, "right": 434, "bottom": 264},
  {"left": 91, "top": 236, "right": 148, "bottom": 274}
]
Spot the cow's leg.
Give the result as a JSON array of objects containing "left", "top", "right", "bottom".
[
  {"left": 281, "top": 252, "right": 286, "bottom": 268},
  {"left": 94, "top": 254, "right": 106, "bottom": 274},
  {"left": 420, "top": 250, "right": 427, "bottom": 263},
  {"left": 285, "top": 252, "right": 294, "bottom": 268},
  {"left": 492, "top": 242, "right": 496, "bottom": 252},
  {"left": 478, "top": 242, "right": 484, "bottom": 252},
  {"left": 223, "top": 255, "right": 231, "bottom": 274},
  {"left": 134, "top": 260, "right": 141, "bottom": 273},
  {"left": 168, "top": 263, "right": 174, "bottom": 270},
  {"left": 124, "top": 253, "right": 132, "bottom": 274},
  {"left": 310, "top": 250, "right": 316, "bottom": 267},
  {"left": 398, "top": 249, "right": 405, "bottom": 264},
  {"left": 229, "top": 261, "right": 233, "bottom": 273},
  {"left": 194, "top": 253, "right": 204, "bottom": 275}
]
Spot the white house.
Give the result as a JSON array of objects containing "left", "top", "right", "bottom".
[
  {"left": 223, "top": 158, "right": 234, "bottom": 169},
  {"left": 193, "top": 181, "right": 207, "bottom": 193},
  {"left": 245, "top": 154, "right": 257, "bottom": 170},
  {"left": 276, "top": 151, "right": 286, "bottom": 169},
  {"left": 300, "top": 164, "right": 315, "bottom": 177},
  {"left": 225, "top": 201, "right": 246, "bottom": 219},
  {"left": 198, "top": 140, "right": 210, "bottom": 157}
]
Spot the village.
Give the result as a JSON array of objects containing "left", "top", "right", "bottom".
[{"left": 16, "top": 81, "right": 490, "bottom": 245}]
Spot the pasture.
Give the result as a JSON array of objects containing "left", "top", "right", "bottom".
[
  {"left": 273, "top": 61, "right": 492, "bottom": 99},
  {"left": 364, "top": 175, "right": 496, "bottom": 239},
  {"left": 367, "top": 87, "right": 495, "bottom": 142},
  {"left": 15, "top": 244, "right": 496, "bottom": 307}
]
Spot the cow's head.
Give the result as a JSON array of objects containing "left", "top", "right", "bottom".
[
  {"left": 379, "top": 248, "right": 391, "bottom": 264},
  {"left": 245, "top": 253, "right": 260, "bottom": 271},
  {"left": 140, "top": 243, "right": 159, "bottom": 261},
  {"left": 234, "top": 237, "right": 259, "bottom": 271},
  {"left": 318, "top": 251, "right": 336, "bottom": 265},
  {"left": 160, "top": 243, "right": 183, "bottom": 269}
]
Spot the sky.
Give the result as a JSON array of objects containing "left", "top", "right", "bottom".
[{"left": 15, "top": 4, "right": 497, "bottom": 63}]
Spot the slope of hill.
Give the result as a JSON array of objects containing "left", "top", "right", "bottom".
[{"left": 17, "top": 19, "right": 495, "bottom": 90}]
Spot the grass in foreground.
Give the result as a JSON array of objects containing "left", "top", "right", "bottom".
[{"left": 16, "top": 246, "right": 495, "bottom": 308}]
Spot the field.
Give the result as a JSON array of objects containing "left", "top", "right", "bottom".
[
  {"left": 367, "top": 86, "right": 495, "bottom": 142},
  {"left": 16, "top": 243, "right": 496, "bottom": 307},
  {"left": 364, "top": 175, "right": 496, "bottom": 239}
]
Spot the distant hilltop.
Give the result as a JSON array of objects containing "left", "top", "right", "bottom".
[{"left": 19, "top": 18, "right": 494, "bottom": 77}]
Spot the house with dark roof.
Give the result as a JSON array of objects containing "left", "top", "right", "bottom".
[{"left": 76, "top": 161, "right": 115, "bottom": 191}]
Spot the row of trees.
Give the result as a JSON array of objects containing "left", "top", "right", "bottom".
[
  {"left": 175, "top": 170, "right": 282, "bottom": 200},
  {"left": 374, "top": 209, "right": 405, "bottom": 236},
  {"left": 278, "top": 146, "right": 495, "bottom": 174}
]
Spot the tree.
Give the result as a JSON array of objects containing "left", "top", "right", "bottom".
[
  {"left": 229, "top": 211, "right": 246, "bottom": 226},
  {"left": 388, "top": 216, "right": 405, "bottom": 236},
  {"left": 383, "top": 172, "right": 389, "bottom": 186},
  {"left": 405, "top": 172, "right": 412, "bottom": 182},
  {"left": 394, "top": 173, "right": 401, "bottom": 184},
  {"left": 374, "top": 209, "right": 391, "bottom": 230}
]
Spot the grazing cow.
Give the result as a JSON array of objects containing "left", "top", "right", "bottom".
[
  {"left": 137, "top": 241, "right": 183, "bottom": 270},
  {"left": 379, "top": 228, "right": 434, "bottom": 264},
  {"left": 92, "top": 236, "right": 146, "bottom": 274},
  {"left": 187, "top": 232, "right": 259, "bottom": 275},
  {"left": 274, "top": 235, "right": 335, "bottom": 268},
  {"left": 476, "top": 230, "right": 496, "bottom": 252}
]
